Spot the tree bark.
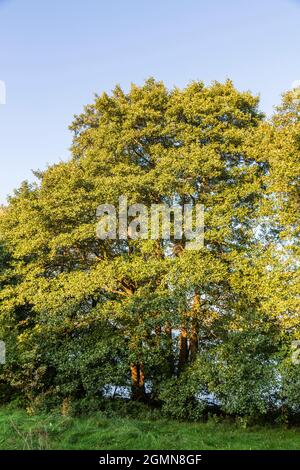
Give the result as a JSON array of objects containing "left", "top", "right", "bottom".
[
  {"left": 189, "top": 290, "right": 200, "bottom": 361},
  {"left": 130, "top": 363, "right": 145, "bottom": 401},
  {"left": 165, "top": 322, "right": 174, "bottom": 376},
  {"left": 189, "top": 320, "right": 198, "bottom": 361},
  {"left": 178, "top": 322, "right": 188, "bottom": 373}
]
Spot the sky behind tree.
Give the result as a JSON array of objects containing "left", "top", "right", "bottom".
[{"left": 0, "top": 0, "right": 300, "bottom": 204}]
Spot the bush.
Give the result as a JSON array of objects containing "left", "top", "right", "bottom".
[{"left": 159, "top": 369, "right": 207, "bottom": 421}]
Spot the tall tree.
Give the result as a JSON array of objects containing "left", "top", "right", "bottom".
[{"left": 2, "top": 79, "right": 297, "bottom": 416}]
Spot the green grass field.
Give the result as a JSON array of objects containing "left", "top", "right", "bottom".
[{"left": 0, "top": 407, "right": 299, "bottom": 450}]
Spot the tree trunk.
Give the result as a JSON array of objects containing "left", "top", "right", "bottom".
[
  {"left": 189, "top": 291, "right": 200, "bottom": 361},
  {"left": 189, "top": 320, "right": 198, "bottom": 361},
  {"left": 130, "top": 363, "right": 145, "bottom": 401},
  {"left": 165, "top": 322, "right": 174, "bottom": 376},
  {"left": 178, "top": 322, "right": 188, "bottom": 373}
]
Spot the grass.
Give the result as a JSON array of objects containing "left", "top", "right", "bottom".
[{"left": 0, "top": 407, "right": 299, "bottom": 450}]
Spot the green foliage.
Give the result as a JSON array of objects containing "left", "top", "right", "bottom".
[
  {"left": 0, "top": 79, "right": 299, "bottom": 422},
  {"left": 199, "top": 331, "right": 279, "bottom": 417},
  {"left": 159, "top": 370, "right": 207, "bottom": 421},
  {"left": 280, "top": 360, "right": 300, "bottom": 416}
]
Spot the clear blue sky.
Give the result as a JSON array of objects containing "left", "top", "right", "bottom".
[{"left": 1, "top": 0, "right": 300, "bottom": 204}]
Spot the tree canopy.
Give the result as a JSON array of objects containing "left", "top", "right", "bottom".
[{"left": 0, "top": 79, "right": 299, "bottom": 420}]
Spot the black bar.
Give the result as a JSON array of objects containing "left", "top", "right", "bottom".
[{"left": 0, "top": 450, "right": 300, "bottom": 467}]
